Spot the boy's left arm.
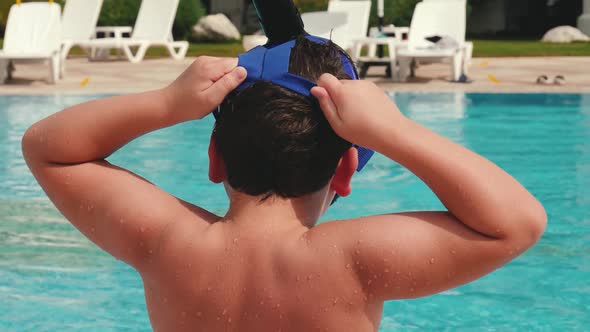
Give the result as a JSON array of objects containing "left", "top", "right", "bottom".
[{"left": 22, "top": 57, "right": 246, "bottom": 270}]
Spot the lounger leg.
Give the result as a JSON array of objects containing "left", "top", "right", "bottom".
[
  {"left": 60, "top": 57, "right": 66, "bottom": 79},
  {"left": 398, "top": 57, "right": 412, "bottom": 82},
  {"left": 0, "top": 59, "right": 8, "bottom": 84},
  {"left": 124, "top": 43, "right": 150, "bottom": 63},
  {"left": 387, "top": 40, "right": 397, "bottom": 80},
  {"left": 360, "top": 63, "right": 369, "bottom": 79},
  {"left": 60, "top": 43, "right": 70, "bottom": 78},
  {"left": 90, "top": 47, "right": 97, "bottom": 61},
  {"left": 49, "top": 54, "right": 60, "bottom": 84},
  {"left": 451, "top": 53, "right": 462, "bottom": 82},
  {"left": 463, "top": 43, "right": 473, "bottom": 76},
  {"left": 7, "top": 61, "right": 15, "bottom": 80},
  {"left": 90, "top": 47, "right": 110, "bottom": 61},
  {"left": 352, "top": 41, "right": 362, "bottom": 62},
  {"left": 166, "top": 42, "right": 189, "bottom": 61},
  {"left": 410, "top": 59, "right": 417, "bottom": 77},
  {"left": 368, "top": 43, "right": 377, "bottom": 58},
  {"left": 61, "top": 42, "right": 73, "bottom": 63}
]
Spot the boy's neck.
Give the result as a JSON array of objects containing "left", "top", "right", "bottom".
[{"left": 223, "top": 189, "right": 331, "bottom": 230}]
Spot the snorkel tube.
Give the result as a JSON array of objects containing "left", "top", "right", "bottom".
[{"left": 252, "top": 0, "right": 305, "bottom": 45}]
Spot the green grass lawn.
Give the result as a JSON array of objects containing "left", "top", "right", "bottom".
[
  {"left": 0, "top": 38, "right": 245, "bottom": 58},
  {"left": 154, "top": 42, "right": 245, "bottom": 58},
  {"left": 472, "top": 40, "right": 590, "bottom": 57},
  {"left": 1, "top": 38, "right": 588, "bottom": 58}
]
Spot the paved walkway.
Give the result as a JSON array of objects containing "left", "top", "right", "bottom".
[{"left": 0, "top": 56, "right": 589, "bottom": 95}]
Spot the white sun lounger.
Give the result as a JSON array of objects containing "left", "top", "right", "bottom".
[
  {"left": 80, "top": 0, "right": 188, "bottom": 63},
  {"left": 303, "top": 0, "right": 372, "bottom": 51},
  {"left": 61, "top": 0, "right": 104, "bottom": 64},
  {"left": 328, "top": 0, "right": 372, "bottom": 50},
  {"left": 423, "top": 0, "right": 473, "bottom": 71},
  {"left": 397, "top": 0, "right": 468, "bottom": 82},
  {"left": 0, "top": 2, "right": 62, "bottom": 84}
]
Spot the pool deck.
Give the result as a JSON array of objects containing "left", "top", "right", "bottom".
[{"left": 0, "top": 56, "right": 589, "bottom": 95}]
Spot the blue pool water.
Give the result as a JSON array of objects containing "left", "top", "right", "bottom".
[{"left": 1, "top": 93, "right": 588, "bottom": 331}]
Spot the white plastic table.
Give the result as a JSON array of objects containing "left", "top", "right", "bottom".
[
  {"left": 90, "top": 26, "right": 133, "bottom": 60},
  {"left": 352, "top": 37, "right": 399, "bottom": 80},
  {"left": 95, "top": 26, "right": 133, "bottom": 39},
  {"left": 369, "top": 26, "right": 410, "bottom": 42}
]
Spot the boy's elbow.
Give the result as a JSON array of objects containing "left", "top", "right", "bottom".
[
  {"left": 21, "top": 127, "right": 35, "bottom": 160},
  {"left": 512, "top": 199, "right": 547, "bottom": 248},
  {"left": 526, "top": 200, "right": 547, "bottom": 243},
  {"left": 21, "top": 125, "right": 44, "bottom": 165}
]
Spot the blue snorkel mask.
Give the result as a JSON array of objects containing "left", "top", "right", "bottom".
[{"left": 214, "top": 0, "right": 374, "bottom": 204}]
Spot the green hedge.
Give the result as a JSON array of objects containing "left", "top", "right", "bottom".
[
  {"left": 174, "top": 0, "right": 206, "bottom": 40},
  {"left": 294, "top": 0, "right": 328, "bottom": 13},
  {"left": 0, "top": 0, "right": 205, "bottom": 39},
  {"left": 369, "top": 0, "right": 421, "bottom": 27}
]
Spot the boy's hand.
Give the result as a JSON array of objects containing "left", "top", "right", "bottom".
[
  {"left": 311, "top": 74, "right": 406, "bottom": 151},
  {"left": 164, "top": 56, "right": 247, "bottom": 122}
]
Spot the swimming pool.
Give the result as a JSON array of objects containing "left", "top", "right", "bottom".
[{"left": 1, "top": 93, "right": 588, "bottom": 331}]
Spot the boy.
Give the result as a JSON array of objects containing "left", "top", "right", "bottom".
[{"left": 23, "top": 37, "right": 546, "bottom": 331}]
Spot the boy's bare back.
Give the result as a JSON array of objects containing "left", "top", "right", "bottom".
[
  {"left": 23, "top": 57, "right": 546, "bottom": 331},
  {"left": 144, "top": 217, "right": 381, "bottom": 332}
]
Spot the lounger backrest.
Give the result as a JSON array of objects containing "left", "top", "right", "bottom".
[
  {"left": 3, "top": 3, "right": 62, "bottom": 54},
  {"left": 327, "top": 0, "right": 372, "bottom": 50},
  {"left": 302, "top": 11, "right": 348, "bottom": 38},
  {"left": 132, "top": 0, "right": 180, "bottom": 41},
  {"left": 62, "top": 0, "right": 103, "bottom": 42},
  {"left": 407, "top": 1, "right": 466, "bottom": 50}
]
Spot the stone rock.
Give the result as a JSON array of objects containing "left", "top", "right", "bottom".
[
  {"left": 242, "top": 32, "right": 268, "bottom": 51},
  {"left": 541, "top": 26, "right": 590, "bottom": 43},
  {"left": 192, "top": 24, "right": 208, "bottom": 39},
  {"left": 192, "top": 14, "right": 241, "bottom": 41}
]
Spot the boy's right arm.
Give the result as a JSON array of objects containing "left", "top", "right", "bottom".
[{"left": 310, "top": 75, "right": 547, "bottom": 300}]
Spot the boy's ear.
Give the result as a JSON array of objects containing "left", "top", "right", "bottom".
[
  {"left": 208, "top": 134, "right": 226, "bottom": 184},
  {"left": 331, "top": 147, "right": 358, "bottom": 197}
]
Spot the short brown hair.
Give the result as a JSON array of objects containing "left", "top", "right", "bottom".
[{"left": 214, "top": 36, "right": 352, "bottom": 199}]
